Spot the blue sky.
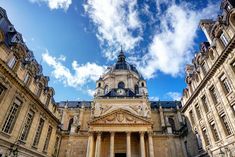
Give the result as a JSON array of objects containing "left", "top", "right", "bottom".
[{"left": 0, "top": 0, "right": 220, "bottom": 101}]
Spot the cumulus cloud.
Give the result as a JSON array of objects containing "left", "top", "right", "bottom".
[
  {"left": 149, "top": 96, "right": 160, "bottom": 101},
  {"left": 84, "top": 0, "right": 142, "bottom": 60},
  {"left": 139, "top": 2, "right": 220, "bottom": 78},
  {"left": 42, "top": 51, "right": 106, "bottom": 90},
  {"left": 29, "top": 0, "right": 72, "bottom": 10},
  {"left": 166, "top": 92, "right": 182, "bottom": 101}
]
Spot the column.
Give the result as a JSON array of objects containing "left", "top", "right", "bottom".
[
  {"left": 148, "top": 132, "right": 154, "bottom": 157},
  {"left": 140, "top": 132, "right": 146, "bottom": 157},
  {"left": 95, "top": 132, "right": 102, "bottom": 157},
  {"left": 126, "top": 132, "right": 131, "bottom": 157},
  {"left": 110, "top": 132, "right": 115, "bottom": 157},
  {"left": 86, "top": 132, "right": 94, "bottom": 157}
]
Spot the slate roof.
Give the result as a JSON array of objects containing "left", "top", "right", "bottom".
[{"left": 57, "top": 100, "right": 181, "bottom": 109}]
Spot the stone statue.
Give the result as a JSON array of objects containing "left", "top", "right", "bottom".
[
  {"left": 73, "top": 114, "right": 80, "bottom": 126},
  {"left": 94, "top": 103, "right": 102, "bottom": 117}
]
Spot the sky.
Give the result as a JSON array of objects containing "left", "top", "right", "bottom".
[{"left": 0, "top": 0, "right": 221, "bottom": 102}]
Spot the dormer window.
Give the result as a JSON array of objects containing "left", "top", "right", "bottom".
[
  {"left": 23, "top": 72, "right": 30, "bottom": 85},
  {"left": 36, "top": 84, "right": 42, "bottom": 97},
  {"left": 45, "top": 95, "right": 51, "bottom": 106},
  {"left": 220, "top": 32, "right": 229, "bottom": 46},
  {"left": 7, "top": 55, "right": 16, "bottom": 69},
  {"left": 118, "top": 81, "right": 125, "bottom": 89}
]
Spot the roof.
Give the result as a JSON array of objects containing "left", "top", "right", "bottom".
[{"left": 57, "top": 100, "right": 181, "bottom": 109}]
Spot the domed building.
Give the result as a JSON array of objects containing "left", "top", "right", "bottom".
[{"left": 57, "top": 51, "right": 192, "bottom": 157}]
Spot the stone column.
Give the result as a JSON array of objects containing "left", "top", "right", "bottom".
[
  {"left": 126, "top": 132, "right": 131, "bottom": 157},
  {"left": 148, "top": 132, "right": 154, "bottom": 157},
  {"left": 95, "top": 132, "right": 102, "bottom": 157},
  {"left": 140, "top": 132, "right": 146, "bottom": 157},
  {"left": 86, "top": 132, "right": 94, "bottom": 157},
  {"left": 159, "top": 106, "right": 165, "bottom": 127},
  {"left": 110, "top": 132, "right": 115, "bottom": 157}
]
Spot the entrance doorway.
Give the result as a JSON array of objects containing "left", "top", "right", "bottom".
[{"left": 115, "top": 153, "right": 126, "bottom": 157}]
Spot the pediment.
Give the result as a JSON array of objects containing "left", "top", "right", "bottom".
[{"left": 89, "top": 109, "right": 152, "bottom": 125}]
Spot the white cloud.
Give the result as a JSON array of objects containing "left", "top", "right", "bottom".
[
  {"left": 29, "top": 0, "right": 72, "bottom": 10},
  {"left": 139, "top": 2, "right": 220, "bottom": 79},
  {"left": 84, "top": 0, "right": 142, "bottom": 60},
  {"left": 149, "top": 96, "right": 160, "bottom": 101},
  {"left": 42, "top": 51, "right": 106, "bottom": 91},
  {"left": 87, "top": 89, "right": 95, "bottom": 97},
  {"left": 166, "top": 92, "right": 181, "bottom": 101}
]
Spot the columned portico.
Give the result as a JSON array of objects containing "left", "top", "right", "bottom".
[
  {"left": 148, "top": 132, "right": 154, "bottom": 157},
  {"left": 86, "top": 133, "right": 94, "bottom": 157}
]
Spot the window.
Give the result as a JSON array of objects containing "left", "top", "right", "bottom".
[
  {"left": 220, "top": 74, "right": 232, "bottom": 95},
  {"left": 35, "top": 84, "right": 42, "bottom": 97},
  {"left": 220, "top": 114, "right": 232, "bottom": 136},
  {"left": 189, "top": 110, "right": 195, "bottom": 125},
  {"left": 201, "top": 62, "right": 208, "bottom": 76},
  {"left": 118, "top": 81, "right": 125, "bottom": 89},
  {"left": 209, "top": 86, "right": 219, "bottom": 104},
  {"left": 210, "top": 122, "right": 220, "bottom": 141},
  {"left": 98, "top": 82, "right": 101, "bottom": 88},
  {"left": 0, "top": 84, "right": 6, "bottom": 100},
  {"left": 43, "top": 126, "right": 52, "bottom": 152},
  {"left": 231, "top": 60, "right": 235, "bottom": 72},
  {"left": 134, "top": 85, "right": 139, "bottom": 94},
  {"left": 2, "top": 98, "right": 22, "bottom": 134},
  {"left": 54, "top": 137, "right": 60, "bottom": 156},
  {"left": 20, "top": 109, "right": 34, "bottom": 141},
  {"left": 201, "top": 96, "right": 209, "bottom": 113},
  {"left": 104, "top": 85, "right": 108, "bottom": 94},
  {"left": 68, "top": 118, "right": 73, "bottom": 131},
  {"left": 45, "top": 95, "right": 51, "bottom": 106},
  {"left": 23, "top": 73, "right": 30, "bottom": 85},
  {"left": 220, "top": 33, "right": 229, "bottom": 46},
  {"left": 7, "top": 56, "right": 16, "bottom": 69},
  {"left": 141, "top": 82, "right": 145, "bottom": 87},
  {"left": 195, "top": 130, "right": 202, "bottom": 149},
  {"left": 168, "top": 117, "right": 176, "bottom": 132},
  {"left": 202, "top": 128, "right": 210, "bottom": 146},
  {"left": 32, "top": 118, "right": 45, "bottom": 147},
  {"left": 195, "top": 104, "right": 202, "bottom": 120}
]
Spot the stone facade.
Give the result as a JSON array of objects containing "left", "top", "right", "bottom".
[
  {"left": 181, "top": 1, "right": 235, "bottom": 157},
  {"left": 56, "top": 52, "right": 190, "bottom": 157},
  {"left": 0, "top": 8, "right": 61, "bottom": 157}
]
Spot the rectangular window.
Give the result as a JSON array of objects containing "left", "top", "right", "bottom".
[
  {"left": 32, "top": 118, "right": 44, "bottom": 147},
  {"left": 195, "top": 104, "right": 202, "bottom": 120},
  {"left": 231, "top": 60, "right": 235, "bottom": 72},
  {"left": 54, "top": 136, "right": 60, "bottom": 156},
  {"left": 201, "top": 62, "right": 208, "bottom": 76},
  {"left": 35, "top": 85, "right": 42, "bottom": 97},
  {"left": 220, "top": 33, "right": 229, "bottom": 46},
  {"left": 43, "top": 126, "right": 52, "bottom": 152},
  {"left": 7, "top": 56, "right": 16, "bottom": 69},
  {"left": 202, "top": 128, "right": 210, "bottom": 146},
  {"left": 209, "top": 86, "right": 219, "bottom": 104},
  {"left": 210, "top": 122, "right": 220, "bottom": 141},
  {"left": 189, "top": 110, "right": 195, "bottom": 125},
  {"left": 2, "top": 98, "right": 22, "bottom": 134},
  {"left": 19, "top": 109, "right": 35, "bottom": 141},
  {"left": 220, "top": 114, "right": 232, "bottom": 136},
  {"left": 220, "top": 74, "right": 232, "bottom": 95},
  {"left": 201, "top": 95, "right": 209, "bottom": 113},
  {"left": 23, "top": 73, "right": 30, "bottom": 85}
]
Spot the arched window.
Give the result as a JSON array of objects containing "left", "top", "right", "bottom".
[
  {"left": 141, "top": 82, "right": 145, "bottom": 87},
  {"left": 118, "top": 81, "right": 125, "bottom": 89},
  {"left": 168, "top": 117, "right": 176, "bottom": 132},
  {"left": 104, "top": 85, "right": 108, "bottom": 94},
  {"left": 135, "top": 85, "right": 139, "bottom": 94},
  {"left": 98, "top": 82, "right": 101, "bottom": 88},
  {"left": 68, "top": 118, "right": 73, "bottom": 131},
  {"left": 195, "top": 130, "right": 203, "bottom": 149}
]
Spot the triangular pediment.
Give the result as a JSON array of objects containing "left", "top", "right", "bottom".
[{"left": 89, "top": 109, "right": 152, "bottom": 125}]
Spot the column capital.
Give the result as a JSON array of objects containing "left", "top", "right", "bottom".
[
  {"left": 139, "top": 131, "right": 145, "bottom": 136},
  {"left": 126, "top": 132, "right": 131, "bottom": 136},
  {"left": 88, "top": 131, "right": 94, "bottom": 136},
  {"left": 96, "top": 132, "right": 102, "bottom": 136},
  {"left": 148, "top": 131, "right": 154, "bottom": 136},
  {"left": 110, "top": 132, "right": 115, "bottom": 136}
]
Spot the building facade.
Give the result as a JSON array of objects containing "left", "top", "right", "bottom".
[
  {"left": 0, "top": 8, "right": 61, "bottom": 157},
  {"left": 57, "top": 51, "right": 190, "bottom": 157},
  {"left": 181, "top": 0, "right": 235, "bottom": 156}
]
